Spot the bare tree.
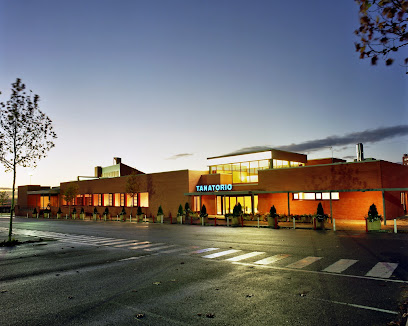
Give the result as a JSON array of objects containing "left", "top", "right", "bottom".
[
  {"left": 355, "top": 0, "right": 408, "bottom": 67},
  {"left": 0, "top": 78, "right": 57, "bottom": 242},
  {"left": 63, "top": 184, "right": 79, "bottom": 217},
  {"left": 125, "top": 172, "right": 139, "bottom": 217}
]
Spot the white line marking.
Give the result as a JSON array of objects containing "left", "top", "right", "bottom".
[
  {"left": 226, "top": 252, "right": 265, "bottom": 262},
  {"left": 229, "top": 261, "right": 408, "bottom": 284},
  {"left": 118, "top": 256, "right": 145, "bottom": 262},
  {"left": 159, "top": 248, "right": 187, "bottom": 254},
  {"left": 309, "top": 296, "right": 398, "bottom": 315},
  {"left": 190, "top": 248, "right": 219, "bottom": 254},
  {"left": 365, "top": 262, "right": 398, "bottom": 278},
  {"left": 144, "top": 245, "right": 177, "bottom": 251},
  {"left": 323, "top": 259, "right": 359, "bottom": 273},
  {"left": 129, "top": 243, "right": 164, "bottom": 250},
  {"left": 203, "top": 249, "right": 241, "bottom": 259},
  {"left": 114, "top": 242, "right": 145, "bottom": 248},
  {"left": 254, "top": 254, "right": 291, "bottom": 265},
  {"left": 286, "top": 256, "right": 322, "bottom": 269}
]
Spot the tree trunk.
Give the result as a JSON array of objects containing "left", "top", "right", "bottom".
[{"left": 8, "top": 162, "right": 16, "bottom": 242}]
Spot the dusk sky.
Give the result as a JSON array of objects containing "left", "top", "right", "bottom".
[{"left": 0, "top": 0, "right": 407, "bottom": 188}]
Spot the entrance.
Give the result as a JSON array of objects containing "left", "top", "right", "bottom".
[{"left": 216, "top": 195, "right": 258, "bottom": 215}]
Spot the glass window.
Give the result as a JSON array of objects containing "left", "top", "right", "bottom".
[
  {"left": 126, "top": 194, "right": 137, "bottom": 207},
  {"left": 316, "top": 193, "right": 322, "bottom": 200},
  {"left": 293, "top": 193, "right": 299, "bottom": 200},
  {"left": 114, "top": 193, "right": 120, "bottom": 207},
  {"left": 139, "top": 192, "right": 149, "bottom": 207},
  {"left": 103, "top": 194, "right": 112, "bottom": 206},
  {"left": 120, "top": 194, "right": 125, "bottom": 206},
  {"left": 322, "top": 193, "right": 330, "bottom": 200},
  {"left": 331, "top": 192, "right": 339, "bottom": 200}
]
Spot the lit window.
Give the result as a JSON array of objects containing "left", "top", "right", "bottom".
[
  {"left": 139, "top": 192, "right": 149, "bottom": 207},
  {"left": 331, "top": 192, "right": 339, "bottom": 200},
  {"left": 322, "top": 193, "right": 330, "bottom": 200},
  {"left": 316, "top": 193, "right": 322, "bottom": 200}
]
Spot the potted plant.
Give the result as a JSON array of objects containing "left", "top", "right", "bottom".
[
  {"left": 313, "top": 203, "right": 327, "bottom": 230},
  {"left": 120, "top": 207, "right": 126, "bottom": 222},
  {"left": 200, "top": 204, "right": 208, "bottom": 225},
  {"left": 103, "top": 207, "right": 109, "bottom": 221},
  {"left": 72, "top": 207, "right": 77, "bottom": 219},
  {"left": 267, "top": 205, "right": 279, "bottom": 228},
  {"left": 184, "top": 202, "right": 190, "bottom": 221},
  {"left": 33, "top": 207, "right": 38, "bottom": 218},
  {"left": 177, "top": 204, "right": 184, "bottom": 224},
  {"left": 93, "top": 207, "right": 98, "bottom": 221},
  {"left": 136, "top": 206, "right": 143, "bottom": 222},
  {"left": 57, "top": 207, "right": 62, "bottom": 219},
  {"left": 231, "top": 203, "right": 242, "bottom": 226},
  {"left": 80, "top": 207, "right": 85, "bottom": 220},
  {"left": 366, "top": 203, "right": 382, "bottom": 231},
  {"left": 157, "top": 205, "right": 164, "bottom": 223},
  {"left": 44, "top": 207, "right": 50, "bottom": 219}
]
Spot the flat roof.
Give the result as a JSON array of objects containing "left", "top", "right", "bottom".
[{"left": 207, "top": 148, "right": 306, "bottom": 160}]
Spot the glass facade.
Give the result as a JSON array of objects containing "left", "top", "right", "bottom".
[{"left": 216, "top": 195, "right": 258, "bottom": 214}]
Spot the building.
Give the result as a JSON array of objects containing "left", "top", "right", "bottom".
[{"left": 17, "top": 148, "right": 408, "bottom": 222}]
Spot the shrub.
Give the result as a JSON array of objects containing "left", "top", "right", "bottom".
[
  {"left": 233, "top": 203, "right": 242, "bottom": 217},
  {"left": 177, "top": 204, "right": 183, "bottom": 217},
  {"left": 120, "top": 207, "right": 126, "bottom": 216},
  {"left": 72, "top": 207, "right": 77, "bottom": 214},
  {"left": 103, "top": 207, "right": 109, "bottom": 215},
  {"left": 315, "top": 202, "right": 327, "bottom": 222},
  {"left": 157, "top": 205, "right": 163, "bottom": 216},
  {"left": 33, "top": 208, "right": 37, "bottom": 214},
  {"left": 93, "top": 207, "right": 98, "bottom": 215},
  {"left": 269, "top": 205, "right": 277, "bottom": 217},
  {"left": 57, "top": 207, "right": 62, "bottom": 214},
  {"left": 80, "top": 207, "right": 84, "bottom": 214},
  {"left": 200, "top": 204, "right": 207, "bottom": 218},
  {"left": 366, "top": 203, "right": 382, "bottom": 222},
  {"left": 137, "top": 206, "right": 143, "bottom": 216}
]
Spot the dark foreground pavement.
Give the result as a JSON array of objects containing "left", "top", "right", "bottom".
[{"left": 1, "top": 217, "right": 408, "bottom": 325}]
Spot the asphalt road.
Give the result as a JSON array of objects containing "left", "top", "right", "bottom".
[{"left": 1, "top": 217, "right": 407, "bottom": 326}]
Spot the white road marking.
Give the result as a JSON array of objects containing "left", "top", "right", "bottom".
[
  {"left": 254, "top": 254, "right": 290, "bottom": 265},
  {"left": 129, "top": 243, "right": 165, "bottom": 250},
  {"left": 190, "top": 248, "right": 219, "bottom": 254},
  {"left": 202, "top": 249, "right": 241, "bottom": 259},
  {"left": 144, "top": 245, "right": 177, "bottom": 251},
  {"left": 365, "top": 262, "right": 398, "bottom": 278},
  {"left": 226, "top": 251, "right": 265, "bottom": 262},
  {"left": 286, "top": 256, "right": 323, "bottom": 269},
  {"left": 323, "top": 259, "right": 359, "bottom": 273},
  {"left": 160, "top": 248, "right": 187, "bottom": 254},
  {"left": 114, "top": 242, "right": 144, "bottom": 248}
]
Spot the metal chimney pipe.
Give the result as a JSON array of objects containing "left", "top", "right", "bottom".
[{"left": 356, "top": 143, "right": 364, "bottom": 162}]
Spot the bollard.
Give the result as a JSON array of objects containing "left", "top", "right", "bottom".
[
  {"left": 27, "top": 213, "right": 28, "bottom": 218},
  {"left": 130, "top": 214, "right": 132, "bottom": 223},
  {"left": 202, "top": 216, "right": 204, "bottom": 226},
  {"left": 257, "top": 215, "right": 260, "bottom": 228},
  {"left": 394, "top": 219, "right": 397, "bottom": 233},
  {"left": 214, "top": 216, "right": 217, "bottom": 226},
  {"left": 227, "top": 216, "right": 229, "bottom": 227},
  {"left": 144, "top": 214, "right": 147, "bottom": 222},
  {"left": 333, "top": 218, "right": 336, "bottom": 232},
  {"left": 180, "top": 215, "right": 182, "bottom": 224},
  {"left": 116, "top": 215, "right": 118, "bottom": 222},
  {"left": 65, "top": 214, "right": 68, "bottom": 220},
  {"left": 241, "top": 216, "right": 244, "bottom": 227},
  {"left": 313, "top": 218, "right": 316, "bottom": 230},
  {"left": 293, "top": 217, "right": 296, "bottom": 229},
  {"left": 161, "top": 215, "right": 163, "bottom": 224}
]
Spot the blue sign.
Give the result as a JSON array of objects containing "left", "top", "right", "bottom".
[{"left": 195, "top": 184, "right": 232, "bottom": 192}]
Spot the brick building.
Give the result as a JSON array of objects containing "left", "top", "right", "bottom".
[{"left": 17, "top": 149, "right": 408, "bottom": 222}]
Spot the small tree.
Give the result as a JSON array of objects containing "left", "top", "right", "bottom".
[
  {"left": 233, "top": 203, "right": 243, "bottom": 217},
  {"left": 269, "top": 205, "right": 277, "bottom": 217},
  {"left": 200, "top": 204, "right": 207, "bottom": 217},
  {"left": 63, "top": 184, "right": 79, "bottom": 217},
  {"left": 0, "top": 78, "right": 57, "bottom": 242},
  {"left": 367, "top": 203, "right": 382, "bottom": 221},
  {"left": 178, "top": 204, "right": 184, "bottom": 217},
  {"left": 126, "top": 172, "right": 139, "bottom": 217},
  {"left": 316, "top": 202, "right": 326, "bottom": 221},
  {"left": 157, "top": 205, "right": 163, "bottom": 216},
  {"left": 184, "top": 202, "right": 190, "bottom": 217},
  {"left": 137, "top": 206, "right": 143, "bottom": 216}
]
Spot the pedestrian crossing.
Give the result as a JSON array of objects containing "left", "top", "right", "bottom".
[{"left": 3, "top": 228, "right": 402, "bottom": 280}]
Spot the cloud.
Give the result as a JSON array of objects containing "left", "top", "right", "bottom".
[
  {"left": 167, "top": 153, "right": 194, "bottom": 160},
  {"left": 228, "top": 125, "right": 408, "bottom": 155}
]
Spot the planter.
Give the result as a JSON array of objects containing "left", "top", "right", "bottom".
[
  {"left": 200, "top": 216, "right": 207, "bottom": 225},
  {"left": 313, "top": 217, "right": 325, "bottom": 230},
  {"left": 44, "top": 213, "right": 49, "bottom": 219},
  {"left": 367, "top": 219, "right": 381, "bottom": 231},
  {"left": 137, "top": 214, "right": 144, "bottom": 222},
  {"left": 57, "top": 213, "right": 61, "bottom": 219},
  {"left": 93, "top": 213, "right": 98, "bottom": 221},
  {"left": 72, "top": 213, "right": 77, "bottom": 219},
  {"left": 231, "top": 216, "right": 240, "bottom": 226},
  {"left": 33, "top": 213, "right": 38, "bottom": 218},
  {"left": 103, "top": 214, "right": 108, "bottom": 221},
  {"left": 80, "top": 213, "right": 85, "bottom": 220},
  {"left": 157, "top": 214, "right": 164, "bottom": 223},
  {"left": 267, "top": 216, "right": 278, "bottom": 228},
  {"left": 177, "top": 215, "right": 183, "bottom": 224}
]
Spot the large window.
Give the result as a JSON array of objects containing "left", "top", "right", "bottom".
[
  {"left": 216, "top": 195, "right": 258, "bottom": 215},
  {"left": 103, "top": 194, "right": 112, "bottom": 206},
  {"left": 126, "top": 194, "right": 137, "bottom": 207},
  {"left": 139, "top": 192, "right": 149, "bottom": 207}
]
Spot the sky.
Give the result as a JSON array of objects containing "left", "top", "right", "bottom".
[{"left": 0, "top": 0, "right": 407, "bottom": 188}]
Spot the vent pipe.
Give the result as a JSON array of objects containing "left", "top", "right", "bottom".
[
  {"left": 114, "top": 157, "right": 121, "bottom": 165},
  {"left": 356, "top": 143, "right": 364, "bottom": 162}
]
